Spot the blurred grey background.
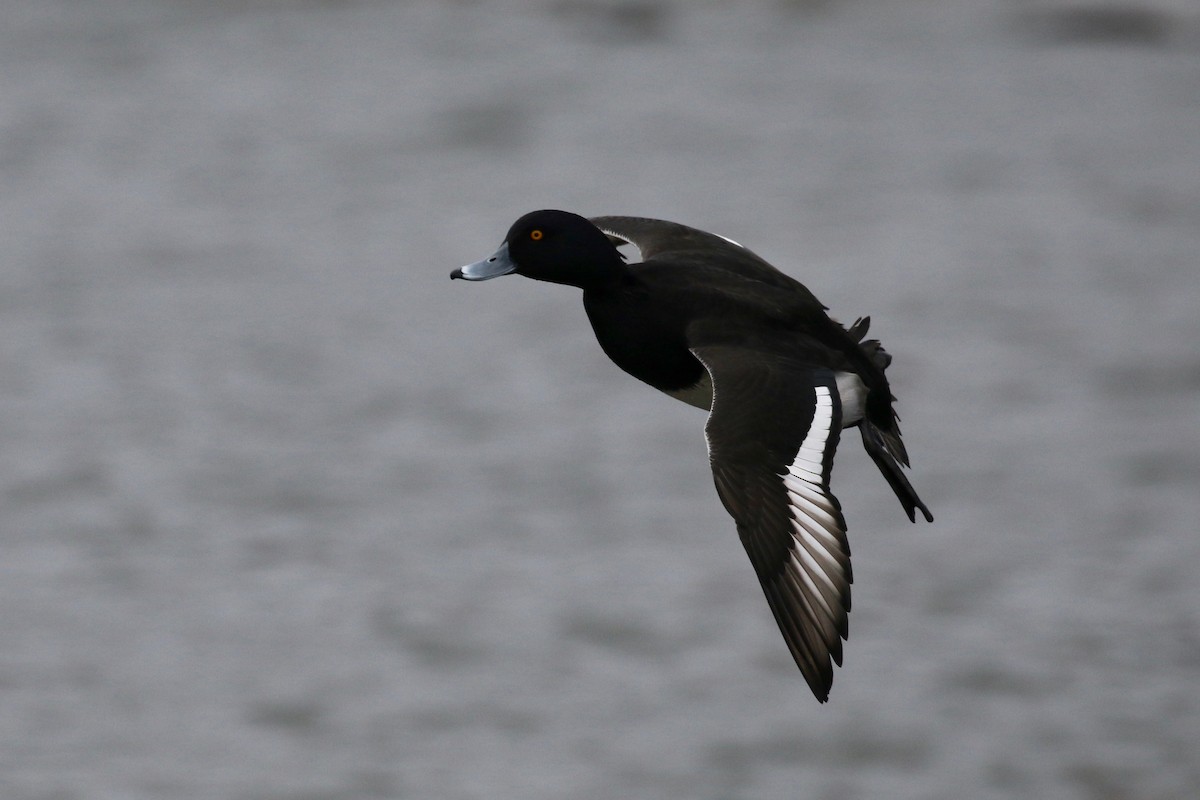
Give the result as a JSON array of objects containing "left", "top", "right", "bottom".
[{"left": 2, "top": 1, "right": 1199, "bottom": 798}]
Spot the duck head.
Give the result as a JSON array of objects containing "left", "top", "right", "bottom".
[{"left": 452, "top": 210, "right": 624, "bottom": 289}]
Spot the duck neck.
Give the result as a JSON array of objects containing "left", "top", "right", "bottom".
[
  {"left": 581, "top": 256, "right": 626, "bottom": 291},
  {"left": 546, "top": 253, "right": 627, "bottom": 291}
]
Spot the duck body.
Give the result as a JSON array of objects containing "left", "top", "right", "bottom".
[
  {"left": 452, "top": 209, "right": 932, "bottom": 702},
  {"left": 581, "top": 266, "right": 708, "bottom": 404},
  {"left": 581, "top": 258, "right": 879, "bottom": 417}
]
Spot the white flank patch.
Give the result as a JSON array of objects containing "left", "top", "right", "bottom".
[{"left": 835, "top": 371, "right": 866, "bottom": 427}]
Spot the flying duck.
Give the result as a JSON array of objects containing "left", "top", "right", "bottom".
[{"left": 451, "top": 210, "right": 932, "bottom": 702}]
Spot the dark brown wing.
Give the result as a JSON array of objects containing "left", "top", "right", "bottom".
[
  {"left": 589, "top": 215, "right": 822, "bottom": 299},
  {"left": 691, "top": 343, "right": 852, "bottom": 702}
]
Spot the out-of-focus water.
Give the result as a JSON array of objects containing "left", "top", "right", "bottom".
[{"left": 2, "top": 1, "right": 1198, "bottom": 798}]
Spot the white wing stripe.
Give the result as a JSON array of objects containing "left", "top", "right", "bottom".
[
  {"left": 790, "top": 514, "right": 844, "bottom": 561},
  {"left": 781, "top": 385, "right": 849, "bottom": 609},
  {"left": 788, "top": 465, "right": 822, "bottom": 483},
  {"left": 789, "top": 542, "right": 841, "bottom": 603},
  {"left": 792, "top": 385, "right": 833, "bottom": 475},
  {"left": 784, "top": 564, "right": 838, "bottom": 647},
  {"left": 783, "top": 477, "right": 838, "bottom": 515},
  {"left": 788, "top": 489, "right": 841, "bottom": 532},
  {"left": 791, "top": 513, "right": 847, "bottom": 575}
]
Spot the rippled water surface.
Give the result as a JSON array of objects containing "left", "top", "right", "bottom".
[{"left": 3, "top": 1, "right": 1199, "bottom": 798}]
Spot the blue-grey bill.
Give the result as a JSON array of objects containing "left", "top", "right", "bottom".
[{"left": 451, "top": 242, "right": 517, "bottom": 280}]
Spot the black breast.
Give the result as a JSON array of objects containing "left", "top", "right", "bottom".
[{"left": 582, "top": 282, "right": 704, "bottom": 394}]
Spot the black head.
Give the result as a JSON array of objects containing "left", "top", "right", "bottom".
[{"left": 452, "top": 210, "right": 624, "bottom": 289}]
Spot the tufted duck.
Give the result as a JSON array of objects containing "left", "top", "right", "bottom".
[{"left": 452, "top": 210, "right": 932, "bottom": 702}]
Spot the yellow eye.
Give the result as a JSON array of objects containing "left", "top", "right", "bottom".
[{"left": 530, "top": 229, "right": 543, "bottom": 241}]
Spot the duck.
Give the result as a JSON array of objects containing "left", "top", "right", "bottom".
[{"left": 451, "top": 209, "right": 932, "bottom": 702}]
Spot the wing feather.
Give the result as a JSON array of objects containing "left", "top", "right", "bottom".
[{"left": 691, "top": 344, "right": 852, "bottom": 702}]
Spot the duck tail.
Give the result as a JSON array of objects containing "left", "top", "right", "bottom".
[
  {"left": 847, "top": 316, "right": 892, "bottom": 372},
  {"left": 860, "top": 422, "right": 933, "bottom": 523},
  {"left": 847, "top": 317, "right": 933, "bottom": 523}
]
